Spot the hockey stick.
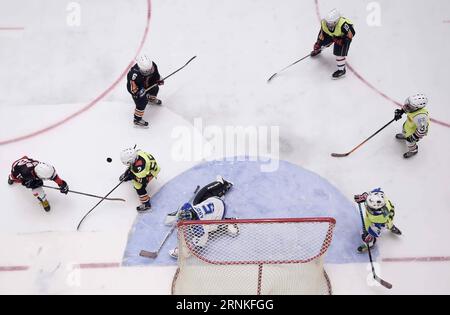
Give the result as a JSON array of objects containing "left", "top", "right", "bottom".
[
  {"left": 331, "top": 118, "right": 396, "bottom": 157},
  {"left": 43, "top": 185, "right": 125, "bottom": 202},
  {"left": 140, "top": 185, "right": 201, "bottom": 258},
  {"left": 357, "top": 203, "right": 393, "bottom": 289},
  {"left": 139, "top": 224, "right": 177, "bottom": 259},
  {"left": 267, "top": 45, "right": 332, "bottom": 83},
  {"left": 267, "top": 53, "right": 311, "bottom": 82},
  {"left": 144, "top": 56, "right": 197, "bottom": 93},
  {"left": 76, "top": 180, "right": 125, "bottom": 231}
]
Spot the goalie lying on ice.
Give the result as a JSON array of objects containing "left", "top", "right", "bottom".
[{"left": 166, "top": 176, "right": 237, "bottom": 259}]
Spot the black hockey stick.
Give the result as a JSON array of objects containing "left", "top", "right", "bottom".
[
  {"left": 357, "top": 203, "right": 393, "bottom": 289},
  {"left": 267, "top": 45, "right": 331, "bottom": 82},
  {"left": 140, "top": 185, "right": 200, "bottom": 259},
  {"left": 76, "top": 180, "right": 125, "bottom": 231},
  {"left": 331, "top": 118, "right": 396, "bottom": 157},
  {"left": 267, "top": 53, "right": 311, "bottom": 82},
  {"left": 43, "top": 185, "right": 125, "bottom": 202},
  {"left": 144, "top": 56, "right": 197, "bottom": 93}
]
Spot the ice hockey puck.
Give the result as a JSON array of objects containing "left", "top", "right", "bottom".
[{"left": 106, "top": 157, "right": 112, "bottom": 163}]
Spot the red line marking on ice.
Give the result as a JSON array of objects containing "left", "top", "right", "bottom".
[
  {"left": 443, "top": 20, "right": 450, "bottom": 24},
  {"left": 0, "top": 27, "right": 25, "bottom": 31},
  {"left": 314, "top": 0, "right": 450, "bottom": 129},
  {"left": 74, "top": 262, "right": 121, "bottom": 269},
  {"left": 0, "top": 263, "right": 121, "bottom": 272},
  {"left": 0, "top": 266, "right": 29, "bottom": 272},
  {"left": 382, "top": 256, "right": 450, "bottom": 263},
  {"left": 0, "top": 0, "right": 152, "bottom": 146}
]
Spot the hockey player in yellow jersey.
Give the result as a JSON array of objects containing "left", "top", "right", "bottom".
[
  {"left": 310, "top": 9, "right": 355, "bottom": 79},
  {"left": 394, "top": 93, "right": 430, "bottom": 158},
  {"left": 119, "top": 147, "right": 160, "bottom": 212},
  {"left": 354, "top": 188, "right": 402, "bottom": 253}
]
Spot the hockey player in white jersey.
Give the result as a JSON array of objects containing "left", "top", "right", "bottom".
[{"left": 167, "top": 176, "right": 235, "bottom": 259}]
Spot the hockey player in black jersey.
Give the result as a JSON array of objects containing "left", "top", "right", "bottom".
[
  {"left": 126, "top": 54, "right": 164, "bottom": 128},
  {"left": 8, "top": 156, "right": 69, "bottom": 212}
]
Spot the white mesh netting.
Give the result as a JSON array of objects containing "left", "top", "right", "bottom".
[{"left": 172, "top": 217, "right": 336, "bottom": 295}]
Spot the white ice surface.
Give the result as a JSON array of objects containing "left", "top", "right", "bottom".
[{"left": 0, "top": 0, "right": 449, "bottom": 294}]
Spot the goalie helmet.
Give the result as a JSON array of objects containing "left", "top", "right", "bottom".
[
  {"left": 365, "top": 188, "right": 386, "bottom": 210},
  {"left": 178, "top": 203, "right": 194, "bottom": 221},
  {"left": 34, "top": 162, "right": 56, "bottom": 180},
  {"left": 136, "top": 54, "right": 154, "bottom": 76},
  {"left": 403, "top": 93, "right": 428, "bottom": 112},
  {"left": 120, "top": 148, "right": 138, "bottom": 166},
  {"left": 325, "top": 9, "right": 341, "bottom": 31}
]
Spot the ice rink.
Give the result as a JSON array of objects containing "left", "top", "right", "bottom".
[{"left": 1, "top": 0, "right": 449, "bottom": 294}]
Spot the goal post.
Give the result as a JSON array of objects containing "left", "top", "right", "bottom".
[{"left": 172, "top": 217, "right": 336, "bottom": 295}]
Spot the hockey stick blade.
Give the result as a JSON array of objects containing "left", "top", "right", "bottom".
[
  {"left": 139, "top": 250, "right": 157, "bottom": 259},
  {"left": 105, "top": 197, "right": 126, "bottom": 202},
  {"left": 267, "top": 73, "right": 278, "bottom": 82},
  {"left": 330, "top": 152, "right": 350, "bottom": 158},
  {"left": 375, "top": 275, "right": 393, "bottom": 289}
]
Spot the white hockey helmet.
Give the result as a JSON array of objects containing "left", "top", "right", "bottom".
[
  {"left": 365, "top": 189, "right": 386, "bottom": 210},
  {"left": 120, "top": 148, "right": 138, "bottom": 166},
  {"left": 325, "top": 9, "right": 341, "bottom": 30},
  {"left": 403, "top": 93, "right": 428, "bottom": 112},
  {"left": 136, "top": 54, "right": 154, "bottom": 76},
  {"left": 34, "top": 162, "right": 56, "bottom": 180}
]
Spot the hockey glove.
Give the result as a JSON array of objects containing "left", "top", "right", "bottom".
[
  {"left": 119, "top": 169, "right": 133, "bottom": 182},
  {"left": 354, "top": 192, "right": 368, "bottom": 203},
  {"left": 59, "top": 181, "right": 69, "bottom": 194},
  {"left": 311, "top": 41, "right": 322, "bottom": 57},
  {"left": 394, "top": 109, "right": 405, "bottom": 121},
  {"left": 138, "top": 88, "right": 147, "bottom": 98},
  {"left": 362, "top": 232, "right": 374, "bottom": 244}
]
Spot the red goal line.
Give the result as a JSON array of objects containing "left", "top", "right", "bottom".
[{"left": 382, "top": 256, "right": 450, "bottom": 263}]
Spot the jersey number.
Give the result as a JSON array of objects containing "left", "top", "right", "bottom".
[{"left": 202, "top": 203, "right": 215, "bottom": 214}]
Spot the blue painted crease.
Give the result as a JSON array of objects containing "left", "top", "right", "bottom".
[{"left": 122, "top": 158, "right": 376, "bottom": 266}]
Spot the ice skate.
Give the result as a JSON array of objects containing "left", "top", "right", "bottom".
[
  {"left": 390, "top": 225, "right": 402, "bottom": 235},
  {"left": 169, "top": 247, "right": 179, "bottom": 259},
  {"left": 134, "top": 118, "right": 149, "bottom": 129},
  {"left": 332, "top": 68, "right": 346, "bottom": 79},
  {"left": 403, "top": 149, "right": 418, "bottom": 159},
  {"left": 137, "top": 200, "right": 151, "bottom": 212},
  {"left": 395, "top": 133, "right": 406, "bottom": 140},
  {"left": 148, "top": 96, "right": 162, "bottom": 106},
  {"left": 216, "top": 175, "right": 233, "bottom": 192},
  {"left": 40, "top": 199, "right": 51, "bottom": 212},
  {"left": 357, "top": 242, "right": 375, "bottom": 253}
]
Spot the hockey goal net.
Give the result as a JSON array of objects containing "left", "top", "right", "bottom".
[{"left": 172, "top": 217, "right": 336, "bottom": 295}]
